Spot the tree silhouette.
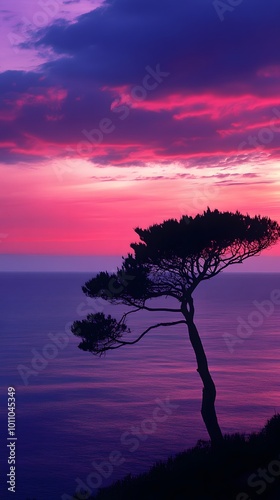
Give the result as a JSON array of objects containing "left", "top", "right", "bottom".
[{"left": 71, "top": 209, "right": 280, "bottom": 447}]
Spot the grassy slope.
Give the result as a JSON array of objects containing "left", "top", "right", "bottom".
[{"left": 88, "top": 414, "right": 280, "bottom": 500}]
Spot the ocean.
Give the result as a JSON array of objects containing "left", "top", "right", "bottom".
[{"left": 0, "top": 272, "right": 280, "bottom": 499}]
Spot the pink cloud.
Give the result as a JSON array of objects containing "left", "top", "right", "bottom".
[
  {"left": 5, "top": 87, "right": 67, "bottom": 114},
  {"left": 108, "top": 90, "right": 280, "bottom": 121}
]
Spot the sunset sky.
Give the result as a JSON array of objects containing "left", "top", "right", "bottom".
[{"left": 1, "top": 0, "right": 280, "bottom": 271}]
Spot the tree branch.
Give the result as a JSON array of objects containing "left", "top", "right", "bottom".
[{"left": 100, "top": 320, "right": 187, "bottom": 352}]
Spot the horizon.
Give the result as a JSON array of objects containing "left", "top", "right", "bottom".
[{"left": 1, "top": 254, "right": 280, "bottom": 273}]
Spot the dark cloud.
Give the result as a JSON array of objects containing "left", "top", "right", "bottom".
[
  {"left": 2, "top": 0, "right": 280, "bottom": 166},
  {"left": 32, "top": 0, "right": 280, "bottom": 90}
]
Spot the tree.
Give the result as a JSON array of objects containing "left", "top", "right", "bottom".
[{"left": 71, "top": 209, "right": 280, "bottom": 448}]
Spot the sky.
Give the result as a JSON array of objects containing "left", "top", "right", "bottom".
[{"left": 1, "top": 0, "right": 280, "bottom": 271}]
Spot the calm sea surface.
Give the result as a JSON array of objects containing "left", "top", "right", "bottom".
[{"left": 0, "top": 272, "right": 280, "bottom": 499}]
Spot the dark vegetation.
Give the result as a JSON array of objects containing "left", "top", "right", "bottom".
[{"left": 89, "top": 414, "right": 280, "bottom": 500}]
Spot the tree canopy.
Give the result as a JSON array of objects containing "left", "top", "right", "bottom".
[{"left": 72, "top": 208, "right": 280, "bottom": 355}]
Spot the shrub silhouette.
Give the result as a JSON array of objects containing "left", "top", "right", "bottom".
[{"left": 92, "top": 415, "right": 280, "bottom": 500}]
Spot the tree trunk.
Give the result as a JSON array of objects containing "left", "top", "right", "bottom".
[{"left": 181, "top": 298, "right": 224, "bottom": 448}]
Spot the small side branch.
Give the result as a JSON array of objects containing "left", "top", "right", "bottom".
[
  {"left": 123, "top": 297, "right": 181, "bottom": 311},
  {"left": 103, "top": 320, "right": 187, "bottom": 351}
]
